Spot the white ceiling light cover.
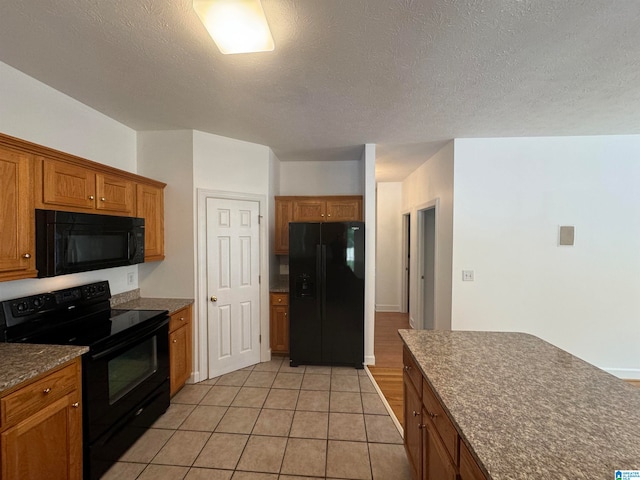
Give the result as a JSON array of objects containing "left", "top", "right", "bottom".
[{"left": 193, "top": 0, "right": 274, "bottom": 54}]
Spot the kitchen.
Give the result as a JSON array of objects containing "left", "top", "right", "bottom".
[{"left": 2, "top": 1, "right": 640, "bottom": 479}]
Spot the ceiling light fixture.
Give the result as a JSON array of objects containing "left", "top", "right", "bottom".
[{"left": 193, "top": 0, "right": 274, "bottom": 54}]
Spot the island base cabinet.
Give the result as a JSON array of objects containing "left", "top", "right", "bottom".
[
  {"left": 423, "top": 414, "right": 457, "bottom": 480},
  {"left": 403, "top": 374, "right": 423, "bottom": 480}
]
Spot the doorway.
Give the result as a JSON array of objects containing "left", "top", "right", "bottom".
[
  {"left": 401, "top": 213, "right": 411, "bottom": 313},
  {"left": 196, "top": 190, "right": 269, "bottom": 382},
  {"left": 417, "top": 204, "right": 436, "bottom": 330}
]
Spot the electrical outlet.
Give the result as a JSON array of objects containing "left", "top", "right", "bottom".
[
  {"left": 127, "top": 272, "right": 135, "bottom": 285},
  {"left": 462, "top": 270, "right": 474, "bottom": 282}
]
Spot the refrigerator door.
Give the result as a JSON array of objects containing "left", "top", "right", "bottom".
[
  {"left": 321, "top": 221, "right": 365, "bottom": 367},
  {"left": 289, "top": 222, "right": 322, "bottom": 366}
]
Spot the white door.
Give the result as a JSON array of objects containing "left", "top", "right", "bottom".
[{"left": 207, "top": 197, "right": 261, "bottom": 377}]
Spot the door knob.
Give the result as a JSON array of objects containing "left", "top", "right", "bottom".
[{"left": 210, "top": 296, "right": 217, "bottom": 302}]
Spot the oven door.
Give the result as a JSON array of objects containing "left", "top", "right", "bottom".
[{"left": 83, "top": 316, "right": 170, "bottom": 444}]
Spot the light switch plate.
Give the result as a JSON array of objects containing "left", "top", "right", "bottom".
[{"left": 462, "top": 270, "right": 474, "bottom": 281}]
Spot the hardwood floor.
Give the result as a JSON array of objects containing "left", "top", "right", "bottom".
[{"left": 368, "top": 312, "right": 410, "bottom": 427}]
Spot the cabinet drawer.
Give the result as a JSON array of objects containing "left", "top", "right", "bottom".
[
  {"left": 460, "top": 439, "right": 488, "bottom": 480},
  {"left": 169, "top": 306, "right": 191, "bottom": 332},
  {"left": 422, "top": 379, "right": 458, "bottom": 463},
  {"left": 270, "top": 293, "right": 289, "bottom": 306},
  {"left": 402, "top": 346, "right": 422, "bottom": 393},
  {"left": 1, "top": 361, "right": 78, "bottom": 428}
]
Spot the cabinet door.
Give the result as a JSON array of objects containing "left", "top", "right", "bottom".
[
  {"left": 170, "top": 324, "right": 192, "bottom": 396},
  {"left": 403, "top": 375, "right": 422, "bottom": 480},
  {"left": 423, "top": 410, "right": 457, "bottom": 480},
  {"left": 459, "top": 440, "right": 487, "bottom": 480},
  {"left": 96, "top": 173, "right": 135, "bottom": 214},
  {"left": 0, "top": 147, "right": 36, "bottom": 280},
  {"left": 1, "top": 392, "right": 82, "bottom": 480},
  {"left": 42, "top": 158, "right": 95, "bottom": 209},
  {"left": 136, "top": 183, "right": 164, "bottom": 261},
  {"left": 270, "top": 295, "right": 289, "bottom": 354},
  {"left": 326, "top": 198, "right": 362, "bottom": 222},
  {"left": 274, "top": 198, "right": 293, "bottom": 254},
  {"left": 293, "top": 199, "right": 326, "bottom": 222}
]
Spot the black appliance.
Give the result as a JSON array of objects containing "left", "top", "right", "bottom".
[
  {"left": 0, "top": 281, "right": 170, "bottom": 480},
  {"left": 36, "top": 209, "right": 145, "bottom": 278},
  {"left": 289, "top": 221, "right": 365, "bottom": 368}
]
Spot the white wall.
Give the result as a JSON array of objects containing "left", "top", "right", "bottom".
[
  {"left": 137, "top": 130, "right": 195, "bottom": 298},
  {"left": 375, "top": 182, "right": 403, "bottom": 312},
  {"left": 280, "top": 160, "right": 363, "bottom": 195},
  {"left": 0, "top": 61, "right": 138, "bottom": 300},
  {"left": 451, "top": 136, "right": 640, "bottom": 379},
  {"left": 401, "top": 142, "right": 454, "bottom": 330},
  {"left": 363, "top": 144, "right": 376, "bottom": 365}
]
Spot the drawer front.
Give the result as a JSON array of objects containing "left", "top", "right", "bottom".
[
  {"left": 169, "top": 306, "right": 191, "bottom": 332},
  {"left": 422, "top": 379, "right": 458, "bottom": 463},
  {"left": 1, "top": 361, "right": 79, "bottom": 428},
  {"left": 270, "top": 293, "right": 289, "bottom": 306},
  {"left": 402, "top": 346, "right": 422, "bottom": 393}
]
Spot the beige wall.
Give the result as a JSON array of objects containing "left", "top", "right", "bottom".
[{"left": 375, "top": 182, "right": 403, "bottom": 312}]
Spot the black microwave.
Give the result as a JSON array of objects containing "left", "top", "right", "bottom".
[{"left": 35, "top": 210, "right": 145, "bottom": 277}]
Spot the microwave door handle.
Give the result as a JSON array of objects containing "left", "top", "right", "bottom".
[{"left": 128, "top": 231, "right": 137, "bottom": 260}]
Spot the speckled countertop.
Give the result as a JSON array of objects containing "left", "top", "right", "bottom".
[
  {"left": 0, "top": 343, "right": 88, "bottom": 395},
  {"left": 270, "top": 275, "right": 289, "bottom": 293},
  {"left": 114, "top": 297, "right": 193, "bottom": 314},
  {"left": 398, "top": 330, "right": 640, "bottom": 479}
]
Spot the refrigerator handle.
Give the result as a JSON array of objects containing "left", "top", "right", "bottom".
[
  {"left": 321, "top": 244, "right": 327, "bottom": 320},
  {"left": 316, "top": 244, "right": 323, "bottom": 320}
]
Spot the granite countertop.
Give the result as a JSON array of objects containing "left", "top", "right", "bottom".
[
  {"left": 270, "top": 275, "right": 289, "bottom": 293},
  {"left": 398, "top": 330, "right": 640, "bottom": 479},
  {"left": 114, "top": 297, "right": 193, "bottom": 314},
  {"left": 0, "top": 343, "right": 88, "bottom": 395}
]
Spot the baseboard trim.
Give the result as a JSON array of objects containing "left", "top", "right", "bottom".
[
  {"left": 364, "top": 354, "right": 376, "bottom": 366},
  {"left": 375, "top": 304, "right": 401, "bottom": 312}
]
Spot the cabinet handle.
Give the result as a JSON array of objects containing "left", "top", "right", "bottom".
[
  {"left": 429, "top": 411, "right": 438, "bottom": 419},
  {"left": 89, "top": 195, "right": 95, "bottom": 200},
  {"left": 100, "top": 197, "right": 106, "bottom": 202},
  {"left": 72, "top": 402, "right": 79, "bottom": 408},
  {"left": 22, "top": 253, "right": 31, "bottom": 259},
  {"left": 412, "top": 410, "right": 419, "bottom": 417},
  {"left": 43, "top": 388, "right": 51, "bottom": 394}
]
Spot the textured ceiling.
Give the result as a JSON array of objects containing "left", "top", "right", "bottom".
[{"left": 0, "top": 1, "right": 639, "bottom": 181}]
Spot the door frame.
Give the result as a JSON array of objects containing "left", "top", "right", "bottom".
[
  {"left": 401, "top": 211, "right": 411, "bottom": 314},
  {"left": 414, "top": 198, "right": 439, "bottom": 330},
  {"left": 195, "top": 189, "right": 269, "bottom": 382}
]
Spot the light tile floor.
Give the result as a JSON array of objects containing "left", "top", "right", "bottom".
[{"left": 102, "top": 356, "right": 412, "bottom": 480}]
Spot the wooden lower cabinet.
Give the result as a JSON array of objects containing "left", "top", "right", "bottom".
[
  {"left": 269, "top": 293, "right": 289, "bottom": 354},
  {"left": 403, "top": 346, "right": 487, "bottom": 480},
  {"left": 0, "top": 358, "right": 82, "bottom": 480},
  {"left": 169, "top": 305, "right": 193, "bottom": 396}
]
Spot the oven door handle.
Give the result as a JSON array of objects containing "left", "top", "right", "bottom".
[{"left": 90, "top": 317, "right": 169, "bottom": 361}]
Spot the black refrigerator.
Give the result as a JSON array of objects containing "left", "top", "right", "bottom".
[{"left": 289, "top": 221, "right": 365, "bottom": 368}]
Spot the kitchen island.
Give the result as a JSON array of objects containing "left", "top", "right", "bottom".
[{"left": 399, "top": 330, "right": 640, "bottom": 479}]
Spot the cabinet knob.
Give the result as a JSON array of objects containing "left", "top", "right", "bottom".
[
  {"left": 43, "top": 388, "right": 51, "bottom": 394},
  {"left": 284, "top": 312, "right": 287, "bottom": 317},
  {"left": 173, "top": 339, "right": 177, "bottom": 343},
  {"left": 327, "top": 214, "right": 331, "bottom": 217},
  {"left": 210, "top": 296, "right": 217, "bottom": 302},
  {"left": 89, "top": 195, "right": 95, "bottom": 200},
  {"left": 72, "top": 402, "right": 79, "bottom": 408},
  {"left": 429, "top": 411, "right": 438, "bottom": 419},
  {"left": 418, "top": 424, "right": 426, "bottom": 429},
  {"left": 100, "top": 197, "right": 106, "bottom": 202},
  {"left": 278, "top": 298, "right": 282, "bottom": 303},
  {"left": 412, "top": 410, "right": 419, "bottom": 417},
  {"left": 22, "top": 253, "right": 31, "bottom": 259},
  {"left": 403, "top": 365, "right": 411, "bottom": 372},
  {"left": 179, "top": 317, "right": 185, "bottom": 321}
]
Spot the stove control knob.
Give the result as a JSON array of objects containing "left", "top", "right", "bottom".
[
  {"left": 33, "top": 297, "right": 43, "bottom": 308},
  {"left": 16, "top": 302, "right": 28, "bottom": 312}
]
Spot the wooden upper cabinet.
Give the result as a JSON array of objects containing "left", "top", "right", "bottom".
[
  {"left": 95, "top": 173, "right": 135, "bottom": 214},
  {"left": 274, "top": 199, "right": 293, "bottom": 255},
  {"left": 0, "top": 146, "right": 36, "bottom": 281},
  {"left": 275, "top": 195, "right": 363, "bottom": 255},
  {"left": 42, "top": 158, "right": 95, "bottom": 210},
  {"left": 326, "top": 198, "right": 362, "bottom": 222},
  {"left": 293, "top": 199, "right": 326, "bottom": 222},
  {"left": 137, "top": 183, "right": 164, "bottom": 261},
  {"left": 40, "top": 159, "right": 136, "bottom": 215}
]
